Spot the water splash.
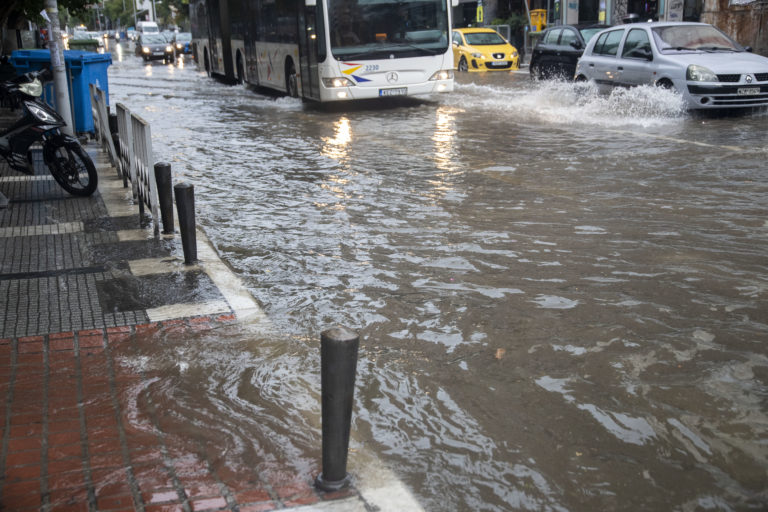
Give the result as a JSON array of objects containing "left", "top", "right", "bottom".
[{"left": 449, "top": 80, "right": 687, "bottom": 127}]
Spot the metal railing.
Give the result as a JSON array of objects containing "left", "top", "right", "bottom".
[
  {"left": 89, "top": 84, "right": 118, "bottom": 169},
  {"left": 112, "top": 100, "right": 161, "bottom": 238},
  {"left": 115, "top": 103, "right": 131, "bottom": 189}
]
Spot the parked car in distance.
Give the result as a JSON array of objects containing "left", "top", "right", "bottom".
[
  {"left": 172, "top": 32, "right": 192, "bottom": 56},
  {"left": 135, "top": 33, "right": 175, "bottom": 63},
  {"left": 574, "top": 22, "right": 768, "bottom": 110},
  {"left": 452, "top": 27, "right": 520, "bottom": 72},
  {"left": 529, "top": 24, "right": 607, "bottom": 80}
]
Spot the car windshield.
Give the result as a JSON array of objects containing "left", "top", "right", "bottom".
[
  {"left": 652, "top": 24, "right": 742, "bottom": 52},
  {"left": 328, "top": 0, "right": 449, "bottom": 60},
  {"left": 464, "top": 31, "right": 506, "bottom": 45},
  {"left": 176, "top": 32, "right": 191, "bottom": 42},
  {"left": 142, "top": 34, "right": 167, "bottom": 44},
  {"left": 579, "top": 27, "right": 604, "bottom": 42}
]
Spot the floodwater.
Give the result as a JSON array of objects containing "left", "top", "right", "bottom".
[{"left": 106, "top": 42, "right": 768, "bottom": 510}]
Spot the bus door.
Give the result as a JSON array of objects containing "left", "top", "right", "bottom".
[{"left": 297, "top": 4, "right": 321, "bottom": 100}]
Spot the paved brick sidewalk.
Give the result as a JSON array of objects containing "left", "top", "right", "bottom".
[
  {"left": 0, "top": 320, "right": 359, "bottom": 511},
  {"left": 0, "top": 142, "right": 366, "bottom": 510}
]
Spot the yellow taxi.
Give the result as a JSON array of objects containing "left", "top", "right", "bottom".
[{"left": 451, "top": 28, "right": 520, "bottom": 72}]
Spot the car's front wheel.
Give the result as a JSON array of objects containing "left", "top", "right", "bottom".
[{"left": 458, "top": 57, "right": 468, "bottom": 72}]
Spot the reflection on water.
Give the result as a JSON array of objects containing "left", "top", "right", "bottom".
[{"left": 108, "top": 48, "right": 768, "bottom": 511}]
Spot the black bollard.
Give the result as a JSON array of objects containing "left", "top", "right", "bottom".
[
  {"left": 154, "top": 162, "right": 175, "bottom": 234},
  {"left": 108, "top": 113, "right": 118, "bottom": 136},
  {"left": 315, "top": 326, "right": 359, "bottom": 492},
  {"left": 174, "top": 183, "right": 197, "bottom": 264}
]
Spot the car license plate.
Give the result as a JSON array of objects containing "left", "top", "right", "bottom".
[
  {"left": 379, "top": 87, "right": 407, "bottom": 97},
  {"left": 737, "top": 87, "right": 760, "bottom": 96},
  {"left": 491, "top": 61, "right": 506, "bottom": 66},
  {"left": 153, "top": 51, "right": 163, "bottom": 56}
]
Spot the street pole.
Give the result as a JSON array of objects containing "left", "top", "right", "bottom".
[{"left": 43, "top": 0, "right": 75, "bottom": 136}]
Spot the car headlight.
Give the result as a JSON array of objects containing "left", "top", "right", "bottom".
[
  {"left": 511, "top": 51, "right": 519, "bottom": 58},
  {"left": 142, "top": 46, "right": 150, "bottom": 53},
  {"left": 176, "top": 43, "right": 182, "bottom": 49},
  {"left": 322, "top": 77, "right": 356, "bottom": 88},
  {"left": 429, "top": 69, "right": 454, "bottom": 81},
  {"left": 686, "top": 64, "right": 717, "bottom": 82},
  {"left": 471, "top": 52, "right": 483, "bottom": 59},
  {"left": 165, "top": 46, "right": 172, "bottom": 52}
]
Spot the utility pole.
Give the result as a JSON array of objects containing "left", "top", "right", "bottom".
[{"left": 43, "top": 0, "right": 74, "bottom": 136}]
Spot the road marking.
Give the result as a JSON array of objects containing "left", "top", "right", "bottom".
[
  {"left": 615, "top": 130, "right": 768, "bottom": 154},
  {"left": 146, "top": 300, "right": 231, "bottom": 322}
]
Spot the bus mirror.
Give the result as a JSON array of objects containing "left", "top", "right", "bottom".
[{"left": 306, "top": 0, "right": 316, "bottom": 5}]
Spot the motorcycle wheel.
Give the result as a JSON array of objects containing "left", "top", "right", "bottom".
[{"left": 45, "top": 141, "right": 98, "bottom": 197}]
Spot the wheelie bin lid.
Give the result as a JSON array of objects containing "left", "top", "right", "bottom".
[{"left": 10, "top": 49, "right": 112, "bottom": 71}]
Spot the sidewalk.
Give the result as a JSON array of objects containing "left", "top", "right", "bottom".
[{"left": 0, "top": 142, "right": 379, "bottom": 511}]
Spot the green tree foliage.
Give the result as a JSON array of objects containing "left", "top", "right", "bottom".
[{"left": 2, "top": 0, "right": 92, "bottom": 30}]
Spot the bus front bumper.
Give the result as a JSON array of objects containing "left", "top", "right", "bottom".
[{"left": 320, "top": 80, "right": 454, "bottom": 102}]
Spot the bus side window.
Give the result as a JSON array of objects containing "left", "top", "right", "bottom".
[{"left": 315, "top": 0, "right": 327, "bottom": 61}]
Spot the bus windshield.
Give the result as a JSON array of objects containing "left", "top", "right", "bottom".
[{"left": 328, "top": 0, "right": 449, "bottom": 60}]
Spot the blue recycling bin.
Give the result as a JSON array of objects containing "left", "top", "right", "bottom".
[{"left": 9, "top": 49, "right": 112, "bottom": 134}]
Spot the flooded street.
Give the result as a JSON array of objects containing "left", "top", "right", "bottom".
[{"left": 106, "top": 42, "right": 768, "bottom": 510}]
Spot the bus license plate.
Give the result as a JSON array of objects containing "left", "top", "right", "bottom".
[
  {"left": 379, "top": 87, "right": 407, "bottom": 97},
  {"left": 737, "top": 87, "right": 760, "bottom": 96}
]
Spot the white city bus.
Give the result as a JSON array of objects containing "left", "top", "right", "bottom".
[{"left": 190, "top": 0, "right": 456, "bottom": 102}]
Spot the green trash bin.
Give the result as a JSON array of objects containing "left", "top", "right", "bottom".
[
  {"left": 68, "top": 39, "right": 100, "bottom": 52},
  {"left": 9, "top": 49, "right": 112, "bottom": 134}
]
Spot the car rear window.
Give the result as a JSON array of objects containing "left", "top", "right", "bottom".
[{"left": 593, "top": 29, "right": 624, "bottom": 56}]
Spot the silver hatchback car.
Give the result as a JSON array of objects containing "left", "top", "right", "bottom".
[{"left": 574, "top": 22, "right": 768, "bottom": 110}]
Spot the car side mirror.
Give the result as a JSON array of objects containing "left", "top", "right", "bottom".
[
  {"left": 639, "top": 47, "right": 653, "bottom": 60},
  {"left": 570, "top": 40, "right": 583, "bottom": 50},
  {"left": 744, "top": 46, "right": 753, "bottom": 52}
]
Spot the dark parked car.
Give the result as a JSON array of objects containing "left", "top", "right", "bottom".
[
  {"left": 529, "top": 24, "right": 607, "bottom": 80},
  {"left": 135, "top": 33, "right": 174, "bottom": 63},
  {"left": 172, "top": 32, "right": 192, "bottom": 56}
]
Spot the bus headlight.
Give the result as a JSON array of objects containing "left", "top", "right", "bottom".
[
  {"left": 322, "top": 77, "right": 355, "bottom": 88},
  {"left": 429, "top": 70, "right": 454, "bottom": 81}
]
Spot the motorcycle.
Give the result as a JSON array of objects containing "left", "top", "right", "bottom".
[{"left": 0, "top": 68, "right": 97, "bottom": 197}]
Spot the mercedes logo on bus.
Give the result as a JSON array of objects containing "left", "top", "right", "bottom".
[{"left": 386, "top": 72, "right": 399, "bottom": 84}]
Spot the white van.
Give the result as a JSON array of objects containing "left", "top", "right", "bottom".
[{"left": 136, "top": 21, "right": 159, "bottom": 34}]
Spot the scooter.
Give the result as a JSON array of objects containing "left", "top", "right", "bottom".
[{"left": 0, "top": 68, "right": 97, "bottom": 196}]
